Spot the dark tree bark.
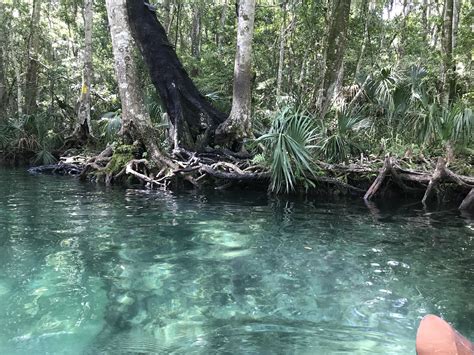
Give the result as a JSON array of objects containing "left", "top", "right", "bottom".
[{"left": 126, "top": 0, "right": 226, "bottom": 152}]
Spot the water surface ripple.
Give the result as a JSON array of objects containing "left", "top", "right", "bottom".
[{"left": 0, "top": 168, "right": 472, "bottom": 354}]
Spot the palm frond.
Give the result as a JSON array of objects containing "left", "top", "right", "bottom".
[{"left": 257, "top": 106, "right": 318, "bottom": 193}]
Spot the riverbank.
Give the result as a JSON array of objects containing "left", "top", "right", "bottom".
[{"left": 20, "top": 146, "right": 474, "bottom": 213}]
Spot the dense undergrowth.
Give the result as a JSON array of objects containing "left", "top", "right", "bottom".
[{"left": 1, "top": 69, "right": 472, "bottom": 194}]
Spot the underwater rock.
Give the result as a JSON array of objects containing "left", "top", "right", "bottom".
[{"left": 117, "top": 294, "right": 135, "bottom": 306}]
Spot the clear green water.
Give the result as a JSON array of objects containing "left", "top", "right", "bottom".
[{"left": 0, "top": 168, "right": 473, "bottom": 354}]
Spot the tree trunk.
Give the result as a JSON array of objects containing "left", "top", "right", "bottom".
[
  {"left": 217, "top": 0, "right": 228, "bottom": 48},
  {"left": 276, "top": 1, "right": 287, "bottom": 98},
  {"left": 318, "top": 0, "right": 351, "bottom": 119},
  {"left": 191, "top": 6, "right": 201, "bottom": 60},
  {"left": 105, "top": 0, "right": 163, "bottom": 162},
  {"left": 125, "top": 0, "right": 226, "bottom": 152},
  {"left": 442, "top": 0, "right": 454, "bottom": 104},
  {"left": 452, "top": 0, "right": 462, "bottom": 49},
  {"left": 174, "top": 1, "right": 181, "bottom": 49},
  {"left": 0, "top": 0, "right": 6, "bottom": 121},
  {"left": 13, "top": 56, "right": 23, "bottom": 116},
  {"left": 73, "top": 0, "right": 94, "bottom": 141},
  {"left": 215, "top": 0, "right": 256, "bottom": 147},
  {"left": 161, "top": 0, "right": 171, "bottom": 33},
  {"left": 313, "top": 0, "right": 332, "bottom": 108},
  {"left": 24, "top": 0, "right": 42, "bottom": 115},
  {"left": 190, "top": 4, "right": 201, "bottom": 76},
  {"left": 422, "top": 0, "right": 429, "bottom": 43},
  {"left": 354, "top": 0, "right": 370, "bottom": 80}
]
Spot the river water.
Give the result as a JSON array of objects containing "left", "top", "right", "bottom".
[{"left": 0, "top": 168, "right": 472, "bottom": 354}]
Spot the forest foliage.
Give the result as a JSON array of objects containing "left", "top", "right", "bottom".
[{"left": 0, "top": 0, "right": 472, "bottom": 191}]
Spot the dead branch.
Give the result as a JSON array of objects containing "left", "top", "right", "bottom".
[{"left": 125, "top": 159, "right": 166, "bottom": 188}]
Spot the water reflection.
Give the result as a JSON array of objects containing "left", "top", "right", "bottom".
[{"left": 0, "top": 168, "right": 472, "bottom": 354}]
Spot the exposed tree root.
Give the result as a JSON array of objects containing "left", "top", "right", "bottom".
[
  {"left": 421, "top": 157, "right": 474, "bottom": 206},
  {"left": 364, "top": 156, "right": 391, "bottom": 201},
  {"left": 360, "top": 155, "right": 473, "bottom": 206},
  {"left": 79, "top": 145, "right": 114, "bottom": 181},
  {"left": 125, "top": 159, "right": 168, "bottom": 189},
  {"left": 459, "top": 189, "right": 474, "bottom": 211},
  {"left": 32, "top": 147, "right": 474, "bottom": 212}
]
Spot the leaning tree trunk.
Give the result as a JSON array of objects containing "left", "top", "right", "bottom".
[
  {"left": 318, "top": 0, "right": 351, "bottom": 119},
  {"left": 73, "top": 0, "right": 94, "bottom": 142},
  {"left": 24, "top": 0, "right": 42, "bottom": 115},
  {"left": 126, "top": 0, "right": 226, "bottom": 152},
  {"left": 215, "top": 0, "right": 256, "bottom": 147}
]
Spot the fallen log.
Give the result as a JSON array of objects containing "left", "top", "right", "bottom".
[{"left": 28, "top": 163, "right": 83, "bottom": 175}]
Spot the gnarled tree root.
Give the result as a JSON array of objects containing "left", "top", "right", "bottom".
[
  {"left": 362, "top": 155, "right": 474, "bottom": 206},
  {"left": 422, "top": 157, "right": 474, "bottom": 206},
  {"left": 459, "top": 189, "right": 474, "bottom": 211},
  {"left": 36, "top": 148, "right": 473, "bottom": 211},
  {"left": 79, "top": 146, "right": 114, "bottom": 182}
]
